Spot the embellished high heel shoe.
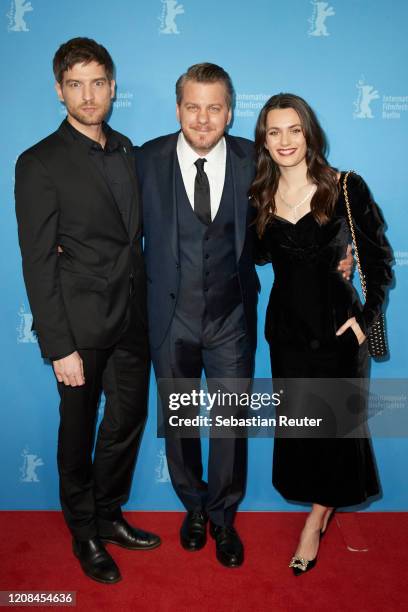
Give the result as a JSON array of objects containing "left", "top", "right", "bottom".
[
  {"left": 289, "top": 509, "right": 335, "bottom": 576},
  {"left": 289, "top": 554, "right": 317, "bottom": 576}
]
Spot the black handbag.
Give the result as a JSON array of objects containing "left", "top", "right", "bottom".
[{"left": 342, "top": 171, "right": 388, "bottom": 358}]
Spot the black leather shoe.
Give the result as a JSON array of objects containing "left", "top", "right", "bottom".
[
  {"left": 72, "top": 537, "right": 121, "bottom": 584},
  {"left": 98, "top": 516, "right": 161, "bottom": 550},
  {"left": 209, "top": 522, "right": 244, "bottom": 568},
  {"left": 180, "top": 511, "right": 208, "bottom": 551}
]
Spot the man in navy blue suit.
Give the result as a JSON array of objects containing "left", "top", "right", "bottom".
[
  {"left": 136, "top": 63, "right": 353, "bottom": 568},
  {"left": 136, "top": 64, "right": 259, "bottom": 568}
]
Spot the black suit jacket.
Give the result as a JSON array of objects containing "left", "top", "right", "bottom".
[
  {"left": 135, "top": 131, "right": 260, "bottom": 349},
  {"left": 15, "top": 120, "right": 146, "bottom": 359}
]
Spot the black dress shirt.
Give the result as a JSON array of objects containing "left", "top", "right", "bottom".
[{"left": 64, "top": 119, "right": 133, "bottom": 234}]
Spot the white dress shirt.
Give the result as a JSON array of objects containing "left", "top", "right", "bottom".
[{"left": 176, "top": 131, "right": 227, "bottom": 221}]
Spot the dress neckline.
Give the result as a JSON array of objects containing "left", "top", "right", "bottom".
[
  {"left": 273, "top": 211, "right": 313, "bottom": 226},
  {"left": 273, "top": 172, "right": 344, "bottom": 226}
]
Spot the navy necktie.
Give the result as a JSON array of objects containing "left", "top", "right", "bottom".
[{"left": 194, "top": 158, "right": 211, "bottom": 225}]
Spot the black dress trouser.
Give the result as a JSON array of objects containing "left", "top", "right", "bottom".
[{"left": 56, "top": 300, "right": 150, "bottom": 540}]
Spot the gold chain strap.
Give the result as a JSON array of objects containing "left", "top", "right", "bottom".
[{"left": 342, "top": 171, "right": 367, "bottom": 300}]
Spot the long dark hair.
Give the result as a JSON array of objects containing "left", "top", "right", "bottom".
[{"left": 249, "top": 93, "right": 339, "bottom": 237}]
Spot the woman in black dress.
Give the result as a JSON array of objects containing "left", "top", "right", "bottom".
[{"left": 250, "top": 93, "right": 393, "bottom": 575}]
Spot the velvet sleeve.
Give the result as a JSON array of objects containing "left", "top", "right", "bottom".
[{"left": 252, "top": 213, "right": 273, "bottom": 266}]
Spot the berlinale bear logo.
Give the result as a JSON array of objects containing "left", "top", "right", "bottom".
[
  {"left": 159, "top": 0, "right": 184, "bottom": 35},
  {"left": 17, "top": 304, "right": 37, "bottom": 344},
  {"left": 308, "top": 1, "right": 335, "bottom": 37},
  {"left": 20, "top": 448, "right": 44, "bottom": 483},
  {"left": 155, "top": 447, "right": 170, "bottom": 483},
  {"left": 354, "top": 79, "right": 380, "bottom": 119},
  {"left": 7, "top": 0, "right": 33, "bottom": 32}
]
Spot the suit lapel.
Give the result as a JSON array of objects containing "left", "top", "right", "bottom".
[
  {"left": 154, "top": 133, "right": 179, "bottom": 263},
  {"left": 119, "top": 144, "right": 140, "bottom": 240},
  {"left": 226, "top": 135, "right": 254, "bottom": 261}
]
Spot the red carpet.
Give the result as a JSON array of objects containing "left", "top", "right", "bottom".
[{"left": 0, "top": 511, "right": 406, "bottom": 611}]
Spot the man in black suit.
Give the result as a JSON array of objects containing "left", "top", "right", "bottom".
[
  {"left": 136, "top": 64, "right": 260, "bottom": 568},
  {"left": 15, "top": 37, "right": 160, "bottom": 584}
]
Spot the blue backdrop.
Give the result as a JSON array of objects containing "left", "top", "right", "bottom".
[{"left": 1, "top": 0, "right": 407, "bottom": 512}]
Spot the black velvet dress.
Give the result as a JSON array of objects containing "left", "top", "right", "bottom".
[{"left": 257, "top": 172, "right": 393, "bottom": 507}]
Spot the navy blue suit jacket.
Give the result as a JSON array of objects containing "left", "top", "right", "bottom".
[{"left": 135, "top": 132, "right": 260, "bottom": 349}]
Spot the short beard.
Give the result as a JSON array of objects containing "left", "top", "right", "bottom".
[
  {"left": 182, "top": 129, "right": 224, "bottom": 155},
  {"left": 66, "top": 103, "right": 110, "bottom": 127}
]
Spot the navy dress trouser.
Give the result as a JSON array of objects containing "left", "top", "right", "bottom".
[{"left": 152, "top": 304, "right": 254, "bottom": 527}]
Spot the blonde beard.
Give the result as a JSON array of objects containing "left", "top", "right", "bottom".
[{"left": 182, "top": 129, "right": 224, "bottom": 155}]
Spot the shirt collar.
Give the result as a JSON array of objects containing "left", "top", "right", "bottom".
[
  {"left": 63, "top": 118, "right": 120, "bottom": 153},
  {"left": 177, "top": 131, "right": 226, "bottom": 171}
]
